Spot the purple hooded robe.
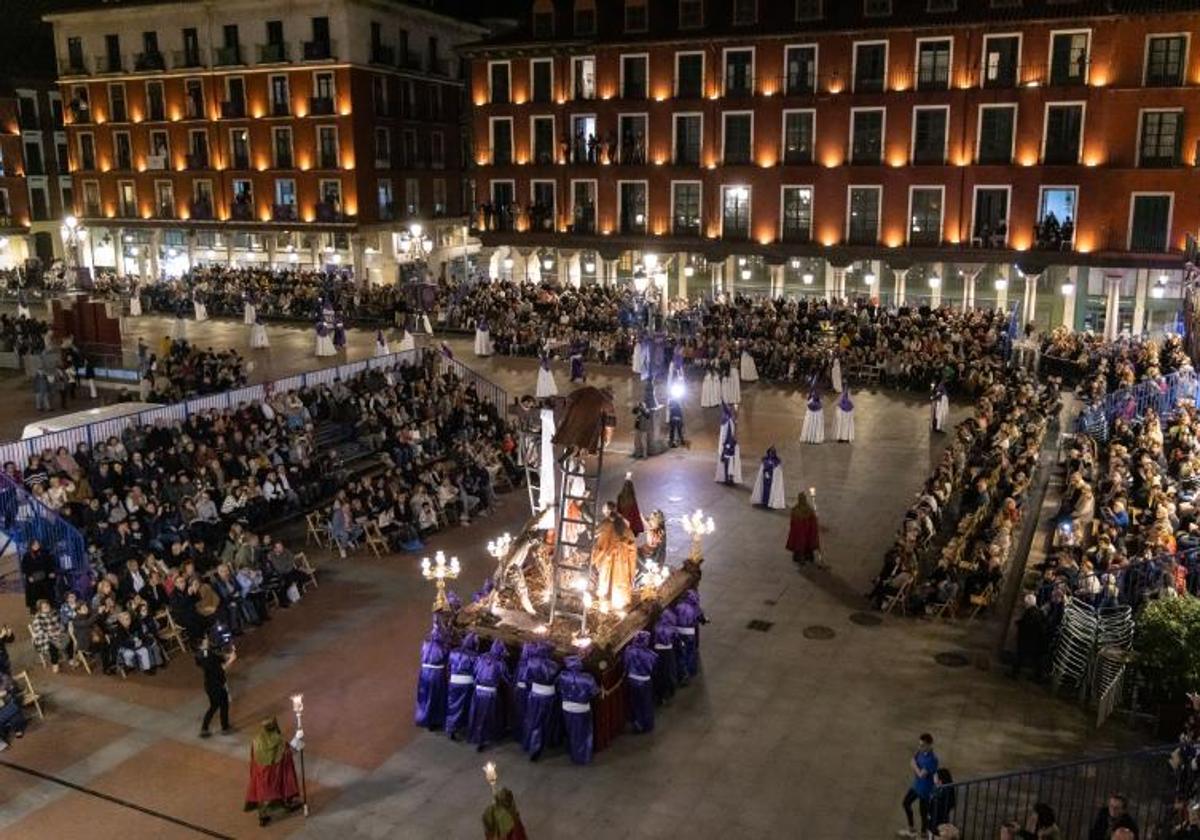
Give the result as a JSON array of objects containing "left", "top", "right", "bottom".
[
  {"left": 445, "top": 633, "right": 479, "bottom": 739},
  {"left": 467, "top": 639, "right": 511, "bottom": 748},
  {"left": 414, "top": 619, "right": 450, "bottom": 729},
  {"left": 623, "top": 630, "right": 657, "bottom": 734},
  {"left": 673, "top": 590, "right": 706, "bottom": 680},
  {"left": 521, "top": 642, "right": 561, "bottom": 759},
  {"left": 652, "top": 607, "right": 680, "bottom": 704},
  {"left": 556, "top": 655, "right": 599, "bottom": 764}
]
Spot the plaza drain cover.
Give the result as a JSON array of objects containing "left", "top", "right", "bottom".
[
  {"left": 746, "top": 619, "right": 774, "bottom": 632},
  {"left": 849, "top": 612, "right": 883, "bottom": 627},
  {"left": 935, "top": 652, "right": 970, "bottom": 668},
  {"left": 803, "top": 625, "right": 836, "bottom": 640},
  {"left": 763, "top": 599, "right": 777, "bottom": 606}
]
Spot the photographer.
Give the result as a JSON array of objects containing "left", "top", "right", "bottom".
[
  {"left": 632, "top": 401, "right": 651, "bottom": 459},
  {"left": 195, "top": 634, "right": 236, "bottom": 738}
]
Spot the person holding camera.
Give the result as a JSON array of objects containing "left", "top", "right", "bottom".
[
  {"left": 196, "top": 635, "right": 236, "bottom": 738},
  {"left": 632, "top": 401, "right": 651, "bottom": 459}
]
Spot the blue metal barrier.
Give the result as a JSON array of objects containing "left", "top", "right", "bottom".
[
  {"left": 0, "top": 471, "right": 89, "bottom": 597},
  {"left": 2, "top": 347, "right": 509, "bottom": 469},
  {"left": 942, "top": 745, "right": 1180, "bottom": 839},
  {"left": 1081, "top": 370, "right": 1200, "bottom": 430}
]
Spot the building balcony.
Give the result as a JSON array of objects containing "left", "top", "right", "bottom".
[
  {"left": 315, "top": 202, "right": 344, "bottom": 222},
  {"left": 257, "top": 43, "right": 289, "bottom": 63},
  {"left": 274, "top": 154, "right": 294, "bottom": 169},
  {"left": 430, "top": 58, "right": 451, "bottom": 77},
  {"left": 308, "top": 96, "right": 335, "bottom": 116},
  {"left": 173, "top": 50, "right": 204, "bottom": 69},
  {"left": 317, "top": 153, "right": 338, "bottom": 169},
  {"left": 155, "top": 203, "right": 176, "bottom": 220},
  {"left": 212, "top": 45, "right": 244, "bottom": 67},
  {"left": 145, "top": 154, "right": 167, "bottom": 171},
  {"left": 271, "top": 100, "right": 291, "bottom": 117},
  {"left": 185, "top": 153, "right": 209, "bottom": 170},
  {"left": 230, "top": 154, "right": 250, "bottom": 170},
  {"left": 59, "top": 56, "right": 88, "bottom": 76},
  {"left": 94, "top": 54, "right": 123, "bottom": 74},
  {"left": 220, "top": 100, "right": 247, "bottom": 119},
  {"left": 189, "top": 200, "right": 214, "bottom": 220},
  {"left": 134, "top": 51, "right": 166, "bottom": 72},
  {"left": 302, "top": 39, "right": 334, "bottom": 61},
  {"left": 379, "top": 202, "right": 395, "bottom": 221},
  {"left": 272, "top": 203, "right": 298, "bottom": 222},
  {"left": 230, "top": 202, "right": 254, "bottom": 221},
  {"left": 400, "top": 52, "right": 423, "bottom": 71},
  {"left": 82, "top": 203, "right": 101, "bottom": 218},
  {"left": 116, "top": 204, "right": 139, "bottom": 219},
  {"left": 371, "top": 44, "right": 395, "bottom": 66}
]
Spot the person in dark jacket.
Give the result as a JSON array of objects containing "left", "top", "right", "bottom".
[
  {"left": 1013, "top": 594, "right": 1049, "bottom": 680},
  {"left": 1089, "top": 794, "right": 1138, "bottom": 840}
]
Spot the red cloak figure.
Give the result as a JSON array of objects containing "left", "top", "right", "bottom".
[
  {"left": 245, "top": 718, "right": 302, "bottom": 825},
  {"left": 786, "top": 492, "right": 820, "bottom": 565},
  {"left": 616, "top": 475, "right": 644, "bottom": 536},
  {"left": 483, "top": 787, "right": 529, "bottom": 840}
]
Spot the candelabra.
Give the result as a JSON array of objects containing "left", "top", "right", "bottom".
[
  {"left": 290, "top": 693, "right": 309, "bottom": 816},
  {"left": 420, "top": 550, "right": 461, "bottom": 612},
  {"left": 680, "top": 509, "right": 716, "bottom": 564},
  {"left": 486, "top": 532, "right": 512, "bottom": 581}
]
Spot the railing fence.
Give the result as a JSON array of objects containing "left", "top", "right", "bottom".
[{"left": 943, "top": 745, "right": 1179, "bottom": 839}]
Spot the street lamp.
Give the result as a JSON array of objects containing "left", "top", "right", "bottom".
[{"left": 398, "top": 222, "right": 433, "bottom": 265}]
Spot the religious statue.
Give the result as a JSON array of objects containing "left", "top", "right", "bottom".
[{"left": 592, "top": 502, "right": 637, "bottom": 610}]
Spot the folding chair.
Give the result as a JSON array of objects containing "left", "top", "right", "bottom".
[
  {"left": 882, "top": 578, "right": 913, "bottom": 615},
  {"left": 363, "top": 522, "right": 389, "bottom": 559},
  {"left": 967, "top": 584, "right": 995, "bottom": 620},
  {"left": 305, "top": 512, "right": 327, "bottom": 548},
  {"left": 14, "top": 670, "right": 43, "bottom": 720},
  {"left": 67, "top": 623, "right": 124, "bottom": 677},
  {"left": 294, "top": 551, "right": 319, "bottom": 591},
  {"left": 154, "top": 609, "right": 188, "bottom": 656},
  {"left": 928, "top": 596, "right": 959, "bottom": 621}
]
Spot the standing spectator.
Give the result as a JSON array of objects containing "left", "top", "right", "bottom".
[
  {"left": 900, "top": 733, "right": 939, "bottom": 838},
  {"left": 1013, "top": 594, "right": 1049, "bottom": 680},
  {"left": 21, "top": 540, "right": 56, "bottom": 612},
  {"left": 195, "top": 635, "right": 236, "bottom": 737},
  {"left": 1089, "top": 794, "right": 1138, "bottom": 840},
  {"left": 32, "top": 367, "right": 51, "bottom": 412},
  {"left": 1021, "top": 802, "right": 1062, "bottom": 839}
]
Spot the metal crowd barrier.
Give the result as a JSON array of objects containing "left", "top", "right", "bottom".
[
  {"left": 1082, "top": 369, "right": 1200, "bottom": 429},
  {"left": 941, "top": 744, "right": 1179, "bottom": 839},
  {"left": 0, "top": 346, "right": 509, "bottom": 468},
  {"left": 0, "top": 471, "right": 90, "bottom": 596}
]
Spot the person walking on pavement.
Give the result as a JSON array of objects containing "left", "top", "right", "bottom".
[
  {"left": 196, "top": 635, "right": 236, "bottom": 737},
  {"left": 32, "top": 367, "right": 51, "bottom": 412},
  {"left": 900, "top": 733, "right": 939, "bottom": 838}
]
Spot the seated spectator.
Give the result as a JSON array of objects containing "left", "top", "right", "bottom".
[
  {"left": 30, "top": 599, "right": 71, "bottom": 673},
  {"left": 0, "top": 671, "right": 27, "bottom": 747}
]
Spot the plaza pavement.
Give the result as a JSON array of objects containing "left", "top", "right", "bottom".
[{"left": 0, "top": 315, "right": 1145, "bottom": 839}]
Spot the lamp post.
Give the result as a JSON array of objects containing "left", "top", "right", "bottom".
[
  {"left": 680, "top": 509, "right": 715, "bottom": 564},
  {"left": 290, "top": 693, "right": 309, "bottom": 816},
  {"left": 420, "top": 550, "right": 461, "bottom": 612}
]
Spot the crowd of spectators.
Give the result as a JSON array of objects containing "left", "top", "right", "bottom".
[
  {"left": 10, "top": 351, "right": 518, "bottom": 689},
  {"left": 869, "top": 371, "right": 1060, "bottom": 618},
  {"left": 0, "top": 312, "right": 49, "bottom": 357},
  {"left": 136, "top": 338, "right": 248, "bottom": 404},
  {"left": 437, "top": 278, "right": 1011, "bottom": 394},
  {"left": 1041, "top": 329, "right": 1191, "bottom": 394},
  {"left": 137, "top": 267, "right": 407, "bottom": 325}
]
